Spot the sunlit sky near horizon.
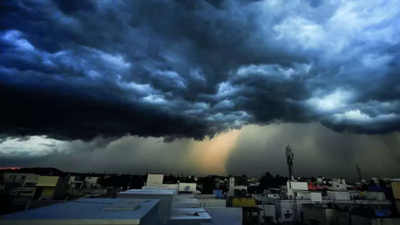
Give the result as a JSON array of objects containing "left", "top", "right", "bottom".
[{"left": 1, "top": 123, "right": 400, "bottom": 180}]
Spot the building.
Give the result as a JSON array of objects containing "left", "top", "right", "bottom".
[
  {"left": 1, "top": 173, "right": 40, "bottom": 198},
  {"left": 392, "top": 181, "right": 400, "bottom": 215},
  {"left": 365, "top": 191, "right": 386, "bottom": 200},
  {"left": 0, "top": 198, "right": 160, "bottom": 225},
  {"left": 66, "top": 175, "right": 112, "bottom": 197},
  {"left": 143, "top": 184, "right": 194, "bottom": 208},
  {"left": 348, "top": 190, "right": 361, "bottom": 199},
  {"left": 143, "top": 184, "right": 179, "bottom": 199},
  {"left": 254, "top": 193, "right": 392, "bottom": 223},
  {"left": 84, "top": 176, "right": 100, "bottom": 188},
  {"left": 12, "top": 186, "right": 37, "bottom": 198},
  {"left": 393, "top": 181, "right": 400, "bottom": 200},
  {"left": 351, "top": 209, "right": 400, "bottom": 225},
  {"left": 117, "top": 188, "right": 215, "bottom": 224},
  {"left": 117, "top": 189, "right": 177, "bottom": 224},
  {"left": 179, "top": 183, "right": 197, "bottom": 193},
  {"left": 169, "top": 208, "right": 212, "bottom": 225},
  {"left": 146, "top": 174, "right": 164, "bottom": 186},
  {"left": 68, "top": 176, "right": 85, "bottom": 190},
  {"left": 303, "top": 204, "right": 351, "bottom": 225},
  {"left": 228, "top": 176, "right": 248, "bottom": 197},
  {"left": 201, "top": 207, "right": 242, "bottom": 225},
  {"left": 328, "top": 178, "right": 347, "bottom": 191},
  {"left": 175, "top": 194, "right": 201, "bottom": 208},
  {"left": 21, "top": 174, "right": 40, "bottom": 187},
  {"left": 34, "top": 176, "right": 67, "bottom": 200},
  {"left": 303, "top": 204, "right": 399, "bottom": 225},
  {"left": 142, "top": 184, "right": 179, "bottom": 191},
  {"left": 0, "top": 173, "right": 69, "bottom": 199},
  {"left": 257, "top": 204, "right": 276, "bottom": 224},
  {"left": 133, "top": 174, "right": 245, "bottom": 224},
  {"left": 327, "top": 191, "right": 350, "bottom": 200},
  {"left": 0, "top": 173, "right": 39, "bottom": 186},
  {"left": 1, "top": 173, "right": 243, "bottom": 225},
  {"left": 251, "top": 177, "right": 398, "bottom": 223},
  {"left": 287, "top": 181, "right": 308, "bottom": 199}
]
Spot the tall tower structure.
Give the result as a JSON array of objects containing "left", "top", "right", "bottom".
[
  {"left": 285, "top": 145, "right": 294, "bottom": 181},
  {"left": 356, "top": 164, "right": 362, "bottom": 181}
]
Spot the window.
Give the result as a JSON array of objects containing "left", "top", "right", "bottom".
[
  {"left": 9, "top": 175, "right": 12, "bottom": 179},
  {"left": 13, "top": 176, "right": 16, "bottom": 182},
  {"left": 21, "top": 176, "right": 26, "bottom": 180}
]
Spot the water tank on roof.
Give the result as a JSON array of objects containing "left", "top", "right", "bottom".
[{"left": 184, "top": 185, "right": 191, "bottom": 192}]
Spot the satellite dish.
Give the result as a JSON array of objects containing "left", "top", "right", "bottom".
[{"left": 184, "top": 185, "right": 191, "bottom": 192}]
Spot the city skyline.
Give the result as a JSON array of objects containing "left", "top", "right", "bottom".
[{"left": 1, "top": 123, "right": 400, "bottom": 180}]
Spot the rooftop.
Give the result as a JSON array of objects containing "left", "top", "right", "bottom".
[
  {"left": 169, "top": 208, "right": 212, "bottom": 223},
  {"left": 0, "top": 198, "right": 159, "bottom": 225},
  {"left": 118, "top": 189, "right": 175, "bottom": 196},
  {"left": 142, "top": 185, "right": 178, "bottom": 191},
  {"left": 175, "top": 196, "right": 200, "bottom": 208}
]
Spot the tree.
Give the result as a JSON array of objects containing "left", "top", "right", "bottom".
[{"left": 259, "top": 172, "right": 287, "bottom": 192}]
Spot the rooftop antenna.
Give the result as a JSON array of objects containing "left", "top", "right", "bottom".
[
  {"left": 285, "top": 144, "right": 294, "bottom": 181},
  {"left": 356, "top": 164, "right": 362, "bottom": 181}
]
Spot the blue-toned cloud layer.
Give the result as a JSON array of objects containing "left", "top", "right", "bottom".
[{"left": 1, "top": 0, "right": 400, "bottom": 141}]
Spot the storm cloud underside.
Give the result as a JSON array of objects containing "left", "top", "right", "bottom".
[
  {"left": 1, "top": 0, "right": 400, "bottom": 141},
  {"left": 1, "top": 0, "right": 400, "bottom": 177}
]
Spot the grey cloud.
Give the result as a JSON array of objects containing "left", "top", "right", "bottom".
[
  {"left": 308, "top": 0, "right": 323, "bottom": 8},
  {"left": 163, "top": 136, "right": 176, "bottom": 143},
  {"left": 0, "top": 135, "right": 200, "bottom": 175},
  {"left": 0, "top": 0, "right": 400, "bottom": 142}
]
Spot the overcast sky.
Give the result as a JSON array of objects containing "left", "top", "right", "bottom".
[{"left": 1, "top": 0, "right": 400, "bottom": 179}]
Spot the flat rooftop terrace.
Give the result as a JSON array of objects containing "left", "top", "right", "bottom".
[
  {"left": 170, "top": 208, "right": 212, "bottom": 223},
  {"left": 0, "top": 198, "right": 159, "bottom": 225},
  {"left": 118, "top": 189, "right": 175, "bottom": 196},
  {"left": 174, "top": 196, "right": 200, "bottom": 208}
]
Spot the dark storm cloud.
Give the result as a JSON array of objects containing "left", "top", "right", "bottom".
[{"left": 1, "top": 0, "right": 400, "bottom": 141}]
